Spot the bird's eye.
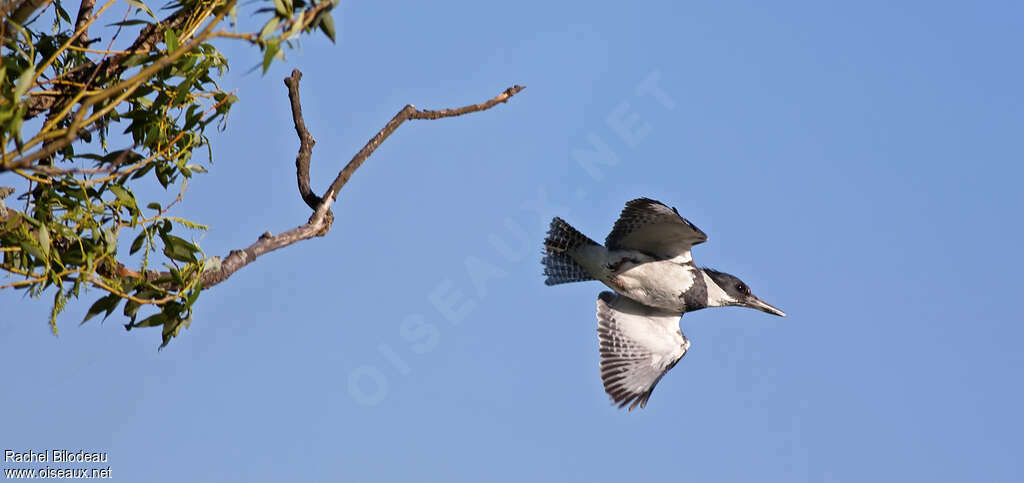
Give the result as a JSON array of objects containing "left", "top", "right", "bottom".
[{"left": 737, "top": 284, "right": 750, "bottom": 296}]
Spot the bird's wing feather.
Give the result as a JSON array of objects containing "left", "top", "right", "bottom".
[
  {"left": 605, "top": 198, "right": 707, "bottom": 260},
  {"left": 596, "top": 291, "right": 689, "bottom": 410}
]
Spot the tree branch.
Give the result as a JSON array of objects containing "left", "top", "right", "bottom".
[
  {"left": 72, "top": 0, "right": 96, "bottom": 46},
  {"left": 323, "top": 84, "right": 525, "bottom": 205},
  {"left": 22, "top": 7, "right": 190, "bottom": 120},
  {"left": 112, "top": 73, "right": 524, "bottom": 293},
  {"left": 284, "top": 69, "right": 320, "bottom": 209},
  {"left": 3, "top": 14, "right": 221, "bottom": 172},
  {"left": 195, "top": 189, "right": 335, "bottom": 288},
  {"left": 5, "top": 0, "right": 54, "bottom": 31}
]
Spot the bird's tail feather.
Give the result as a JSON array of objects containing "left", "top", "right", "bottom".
[{"left": 543, "top": 217, "right": 598, "bottom": 286}]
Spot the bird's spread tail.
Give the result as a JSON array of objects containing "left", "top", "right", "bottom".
[{"left": 542, "top": 217, "right": 598, "bottom": 286}]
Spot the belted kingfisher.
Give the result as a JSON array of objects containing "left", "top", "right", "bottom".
[{"left": 542, "top": 198, "right": 786, "bottom": 410}]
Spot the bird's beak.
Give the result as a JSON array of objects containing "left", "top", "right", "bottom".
[{"left": 746, "top": 297, "right": 786, "bottom": 317}]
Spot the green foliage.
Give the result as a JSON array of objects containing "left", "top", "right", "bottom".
[
  {"left": 255, "top": 0, "right": 338, "bottom": 72},
  {"left": 0, "top": 0, "right": 338, "bottom": 346}
]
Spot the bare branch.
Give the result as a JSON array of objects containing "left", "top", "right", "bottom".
[
  {"left": 195, "top": 190, "right": 336, "bottom": 288},
  {"left": 97, "top": 73, "right": 523, "bottom": 295},
  {"left": 323, "top": 84, "right": 525, "bottom": 204},
  {"left": 408, "top": 86, "right": 527, "bottom": 119},
  {"left": 284, "top": 69, "right": 321, "bottom": 209}
]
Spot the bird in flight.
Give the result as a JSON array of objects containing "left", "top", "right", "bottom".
[{"left": 542, "top": 198, "right": 786, "bottom": 410}]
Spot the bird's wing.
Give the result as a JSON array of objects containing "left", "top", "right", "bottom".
[
  {"left": 605, "top": 198, "right": 707, "bottom": 261},
  {"left": 596, "top": 291, "right": 689, "bottom": 410}
]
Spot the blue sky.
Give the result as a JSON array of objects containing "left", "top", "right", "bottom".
[{"left": 3, "top": 1, "right": 1023, "bottom": 481}]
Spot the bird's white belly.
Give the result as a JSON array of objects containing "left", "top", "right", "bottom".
[{"left": 601, "top": 255, "right": 695, "bottom": 312}]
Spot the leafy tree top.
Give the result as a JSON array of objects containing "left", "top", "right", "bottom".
[{"left": 0, "top": 0, "right": 523, "bottom": 347}]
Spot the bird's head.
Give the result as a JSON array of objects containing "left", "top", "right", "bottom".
[{"left": 703, "top": 269, "right": 786, "bottom": 317}]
